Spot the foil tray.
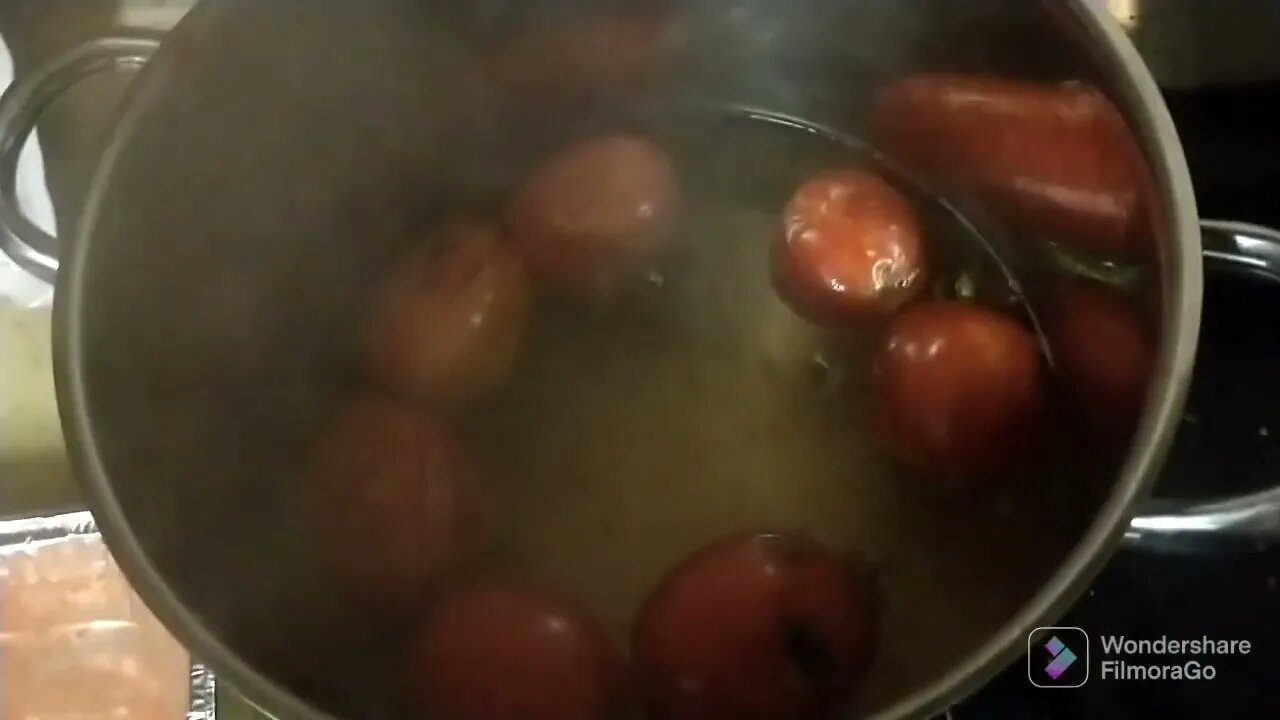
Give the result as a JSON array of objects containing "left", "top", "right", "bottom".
[{"left": 0, "top": 510, "right": 217, "bottom": 720}]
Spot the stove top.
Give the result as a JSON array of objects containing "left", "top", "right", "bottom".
[{"left": 950, "top": 75, "right": 1280, "bottom": 718}]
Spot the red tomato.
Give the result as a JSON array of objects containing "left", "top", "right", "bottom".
[
  {"left": 1045, "top": 278, "right": 1153, "bottom": 440},
  {"left": 506, "top": 134, "right": 680, "bottom": 300},
  {"left": 365, "top": 221, "right": 530, "bottom": 408},
  {"left": 873, "top": 302, "right": 1044, "bottom": 477},
  {"left": 632, "top": 532, "right": 879, "bottom": 720},
  {"left": 870, "top": 74, "right": 1151, "bottom": 257},
  {"left": 773, "top": 170, "right": 927, "bottom": 325},
  {"left": 305, "top": 396, "right": 490, "bottom": 611},
  {"left": 406, "top": 585, "right": 621, "bottom": 720}
]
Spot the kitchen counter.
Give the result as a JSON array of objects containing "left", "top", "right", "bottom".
[{"left": 0, "top": 303, "right": 71, "bottom": 517}]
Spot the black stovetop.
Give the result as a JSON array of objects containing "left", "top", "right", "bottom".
[{"left": 950, "top": 80, "right": 1280, "bottom": 718}]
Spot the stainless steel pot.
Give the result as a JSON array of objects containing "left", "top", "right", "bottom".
[{"left": 1, "top": 1, "right": 1278, "bottom": 718}]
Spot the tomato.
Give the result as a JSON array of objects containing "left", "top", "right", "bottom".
[
  {"left": 632, "top": 533, "right": 879, "bottom": 720},
  {"left": 873, "top": 301, "right": 1044, "bottom": 477},
  {"left": 773, "top": 170, "right": 927, "bottom": 325},
  {"left": 870, "top": 74, "right": 1151, "bottom": 257},
  {"left": 406, "top": 585, "right": 621, "bottom": 720},
  {"left": 1045, "top": 278, "right": 1153, "bottom": 440},
  {"left": 506, "top": 134, "right": 680, "bottom": 300},
  {"left": 304, "top": 396, "right": 490, "bottom": 611},
  {"left": 365, "top": 221, "right": 530, "bottom": 408}
]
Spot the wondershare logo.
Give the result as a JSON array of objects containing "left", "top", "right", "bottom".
[
  {"left": 1028, "top": 627, "right": 1089, "bottom": 688},
  {"left": 1044, "top": 636, "right": 1078, "bottom": 679}
]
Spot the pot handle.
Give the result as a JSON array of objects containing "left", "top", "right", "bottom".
[
  {"left": 1125, "top": 220, "right": 1280, "bottom": 550},
  {"left": 0, "top": 37, "right": 159, "bottom": 283}
]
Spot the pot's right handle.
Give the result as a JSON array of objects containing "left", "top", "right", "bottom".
[
  {"left": 0, "top": 37, "right": 158, "bottom": 283},
  {"left": 1125, "top": 220, "right": 1280, "bottom": 550}
]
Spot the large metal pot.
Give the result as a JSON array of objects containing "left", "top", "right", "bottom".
[{"left": 1, "top": 1, "right": 1277, "bottom": 718}]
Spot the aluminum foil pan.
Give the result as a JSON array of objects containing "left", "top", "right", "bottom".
[{"left": 0, "top": 510, "right": 217, "bottom": 720}]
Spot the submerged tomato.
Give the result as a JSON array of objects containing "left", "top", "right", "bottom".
[
  {"left": 873, "top": 301, "right": 1044, "bottom": 477},
  {"left": 506, "top": 134, "right": 680, "bottom": 300},
  {"left": 1046, "top": 278, "right": 1153, "bottom": 440},
  {"left": 365, "top": 221, "right": 530, "bottom": 408},
  {"left": 870, "top": 74, "right": 1151, "bottom": 257},
  {"left": 773, "top": 170, "right": 927, "bottom": 325},
  {"left": 406, "top": 585, "right": 621, "bottom": 720},
  {"left": 305, "top": 396, "right": 489, "bottom": 611},
  {"left": 632, "top": 532, "right": 879, "bottom": 720}
]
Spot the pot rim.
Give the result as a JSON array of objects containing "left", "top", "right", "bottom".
[{"left": 51, "top": 1, "right": 1203, "bottom": 718}]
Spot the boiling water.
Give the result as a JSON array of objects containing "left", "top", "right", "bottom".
[
  {"left": 64, "top": 6, "right": 1129, "bottom": 717},
  {"left": 81, "top": 97, "right": 1115, "bottom": 718},
  {"left": 459, "top": 109, "right": 1103, "bottom": 712}
]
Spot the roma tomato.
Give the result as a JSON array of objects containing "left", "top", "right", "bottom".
[
  {"left": 1045, "top": 278, "right": 1153, "bottom": 440},
  {"left": 773, "top": 170, "right": 927, "bottom": 326},
  {"left": 632, "top": 532, "right": 879, "bottom": 720},
  {"left": 506, "top": 134, "right": 680, "bottom": 300},
  {"left": 870, "top": 74, "right": 1151, "bottom": 257},
  {"left": 365, "top": 221, "right": 530, "bottom": 408},
  {"left": 405, "top": 585, "right": 621, "bottom": 720},
  {"left": 304, "top": 396, "right": 489, "bottom": 611},
  {"left": 873, "top": 301, "right": 1044, "bottom": 477}
]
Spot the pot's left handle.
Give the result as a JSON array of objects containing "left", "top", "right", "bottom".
[{"left": 0, "top": 37, "right": 159, "bottom": 283}]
